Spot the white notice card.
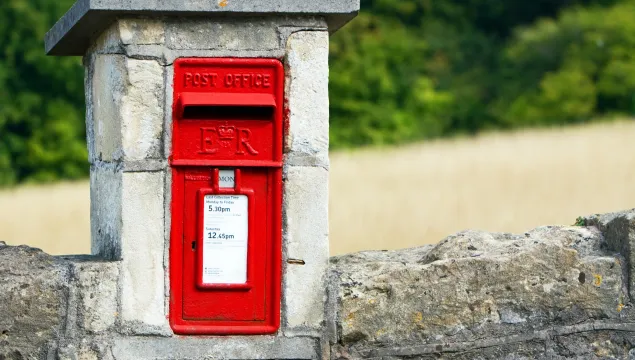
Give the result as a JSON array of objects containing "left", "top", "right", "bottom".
[{"left": 202, "top": 195, "right": 248, "bottom": 284}]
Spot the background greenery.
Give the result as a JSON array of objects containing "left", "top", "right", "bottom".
[{"left": 1, "top": 0, "right": 633, "bottom": 185}]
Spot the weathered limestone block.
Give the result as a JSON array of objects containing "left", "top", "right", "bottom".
[
  {"left": 70, "top": 260, "right": 119, "bottom": 334},
  {"left": 284, "top": 31, "right": 330, "bottom": 168},
  {"left": 0, "top": 244, "right": 69, "bottom": 359},
  {"left": 165, "top": 18, "right": 279, "bottom": 51},
  {"left": 330, "top": 221, "right": 632, "bottom": 358},
  {"left": 119, "top": 171, "right": 167, "bottom": 334},
  {"left": 90, "top": 167, "right": 167, "bottom": 334},
  {"left": 90, "top": 165, "right": 122, "bottom": 259},
  {"left": 348, "top": 330, "right": 635, "bottom": 360},
  {"left": 91, "top": 19, "right": 165, "bottom": 53},
  {"left": 282, "top": 166, "right": 329, "bottom": 333},
  {"left": 56, "top": 337, "right": 112, "bottom": 360},
  {"left": 0, "top": 246, "right": 120, "bottom": 359},
  {"left": 110, "top": 336, "right": 319, "bottom": 360},
  {"left": 89, "top": 54, "right": 164, "bottom": 162},
  {"left": 583, "top": 208, "right": 635, "bottom": 300},
  {"left": 548, "top": 330, "right": 635, "bottom": 359},
  {"left": 89, "top": 17, "right": 329, "bottom": 63},
  {"left": 163, "top": 17, "right": 327, "bottom": 53},
  {"left": 119, "top": 19, "right": 165, "bottom": 46}
]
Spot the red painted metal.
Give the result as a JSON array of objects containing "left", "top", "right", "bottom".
[
  {"left": 169, "top": 159, "right": 282, "bottom": 168},
  {"left": 177, "top": 92, "right": 277, "bottom": 116},
  {"left": 169, "top": 58, "right": 283, "bottom": 335}
]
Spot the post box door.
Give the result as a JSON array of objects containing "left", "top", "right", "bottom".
[{"left": 181, "top": 168, "right": 268, "bottom": 321}]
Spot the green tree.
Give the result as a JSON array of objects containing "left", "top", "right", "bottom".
[
  {"left": 329, "top": 13, "right": 453, "bottom": 148},
  {"left": 0, "top": 0, "right": 86, "bottom": 185},
  {"left": 328, "top": 0, "right": 620, "bottom": 146},
  {"left": 495, "top": 0, "right": 635, "bottom": 126}
]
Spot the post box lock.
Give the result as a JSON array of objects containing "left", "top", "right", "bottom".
[{"left": 169, "top": 58, "right": 283, "bottom": 335}]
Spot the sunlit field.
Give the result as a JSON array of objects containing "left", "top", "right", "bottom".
[
  {"left": 1, "top": 120, "right": 634, "bottom": 256},
  {"left": 0, "top": 181, "right": 90, "bottom": 255}
]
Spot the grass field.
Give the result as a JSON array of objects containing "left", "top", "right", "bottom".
[{"left": 1, "top": 120, "right": 634, "bottom": 256}]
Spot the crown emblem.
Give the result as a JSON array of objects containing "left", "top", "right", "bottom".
[{"left": 217, "top": 126, "right": 236, "bottom": 140}]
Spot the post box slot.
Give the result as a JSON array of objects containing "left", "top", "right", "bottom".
[
  {"left": 182, "top": 105, "right": 274, "bottom": 121},
  {"left": 178, "top": 92, "right": 276, "bottom": 121}
]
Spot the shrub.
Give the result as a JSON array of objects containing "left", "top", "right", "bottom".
[
  {"left": 495, "top": 1, "right": 635, "bottom": 126},
  {"left": 0, "top": 0, "right": 85, "bottom": 185}
]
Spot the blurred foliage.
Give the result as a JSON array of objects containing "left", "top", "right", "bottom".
[
  {"left": 1, "top": 0, "right": 635, "bottom": 184},
  {"left": 0, "top": 0, "right": 85, "bottom": 185},
  {"left": 494, "top": 1, "right": 635, "bottom": 125},
  {"left": 329, "top": 0, "right": 630, "bottom": 147},
  {"left": 329, "top": 13, "right": 453, "bottom": 147}
]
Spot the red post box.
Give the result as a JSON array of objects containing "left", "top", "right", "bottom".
[{"left": 169, "top": 58, "right": 283, "bottom": 334}]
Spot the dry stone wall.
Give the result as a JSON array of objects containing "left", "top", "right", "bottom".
[
  {"left": 329, "top": 209, "right": 635, "bottom": 359},
  {"left": 2, "top": 209, "right": 635, "bottom": 359},
  {"left": 0, "top": 247, "right": 118, "bottom": 359}
]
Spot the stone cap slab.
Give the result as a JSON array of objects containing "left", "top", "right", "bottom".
[{"left": 45, "top": 0, "right": 360, "bottom": 56}]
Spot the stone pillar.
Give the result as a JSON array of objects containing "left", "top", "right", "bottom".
[{"left": 45, "top": 1, "right": 358, "bottom": 358}]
